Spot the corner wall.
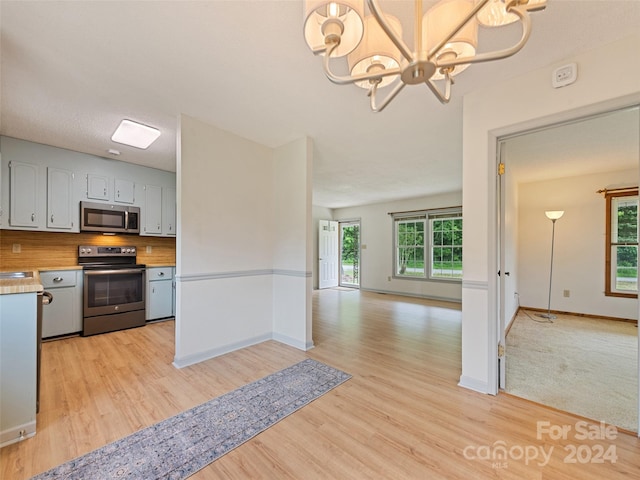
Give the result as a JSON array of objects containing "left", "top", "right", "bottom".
[
  {"left": 272, "top": 138, "right": 313, "bottom": 350},
  {"left": 175, "top": 115, "right": 312, "bottom": 367}
]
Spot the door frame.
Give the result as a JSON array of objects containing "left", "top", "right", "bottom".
[{"left": 494, "top": 103, "right": 640, "bottom": 435}]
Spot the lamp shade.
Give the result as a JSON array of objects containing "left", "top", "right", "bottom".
[
  {"left": 348, "top": 15, "right": 403, "bottom": 89},
  {"left": 545, "top": 210, "right": 565, "bottom": 220},
  {"left": 424, "top": 0, "right": 478, "bottom": 80},
  {"left": 304, "top": 0, "right": 364, "bottom": 57},
  {"left": 476, "top": 0, "right": 546, "bottom": 27}
]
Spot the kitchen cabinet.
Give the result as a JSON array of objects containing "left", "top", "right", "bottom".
[
  {"left": 8, "top": 162, "right": 77, "bottom": 231},
  {"left": 163, "top": 186, "right": 176, "bottom": 236},
  {"left": 47, "top": 167, "right": 74, "bottom": 230},
  {"left": 40, "top": 270, "right": 83, "bottom": 338},
  {"left": 114, "top": 178, "right": 135, "bottom": 204},
  {"left": 9, "top": 161, "right": 39, "bottom": 228},
  {"left": 146, "top": 267, "right": 174, "bottom": 320},
  {"left": 2, "top": 137, "right": 176, "bottom": 233},
  {"left": 142, "top": 184, "right": 162, "bottom": 235},
  {"left": 0, "top": 292, "right": 37, "bottom": 447},
  {"left": 86, "top": 174, "right": 109, "bottom": 201}
]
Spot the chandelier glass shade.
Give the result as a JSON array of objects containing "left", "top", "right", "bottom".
[{"left": 303, "top": 0, "right": 547, "bottom": 112}]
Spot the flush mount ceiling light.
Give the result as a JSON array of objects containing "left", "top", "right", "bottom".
[
  {"left": 303, "top": 0, "right": 546, "bottom": 112},
  {"left": 111, "top": 119, "right": 161, "bottom": 149}
]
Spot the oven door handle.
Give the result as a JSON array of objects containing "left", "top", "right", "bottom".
[{"left": 84, "top": 268, "right": 145, "bottom": 275}]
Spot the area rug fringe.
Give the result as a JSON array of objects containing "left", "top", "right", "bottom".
[{"left": 31, "top": 359, "right": 351, "bottom": 479}]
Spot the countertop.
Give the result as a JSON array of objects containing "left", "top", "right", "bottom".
[{"left": 0, "top": 271, "right": 43, "bottom": 295}]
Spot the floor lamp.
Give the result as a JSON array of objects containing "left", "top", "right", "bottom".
[{"left": 537, "top": 210, "right": 564, "bottom": 321}]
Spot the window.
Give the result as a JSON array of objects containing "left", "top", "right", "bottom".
[
  {"left": 393, "top": 208, "right": 462, "bottom": 280},
  {"left": 605, "top": 190, "right": 638, "bottom": 297}
]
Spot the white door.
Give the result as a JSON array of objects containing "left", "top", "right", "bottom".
[{"left": 319, "top": 220, "right": 339, "bottom": 289}]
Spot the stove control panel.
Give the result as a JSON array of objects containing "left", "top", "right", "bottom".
[{"left": 78, "top": 245, "right": 137, "bottom": 257}]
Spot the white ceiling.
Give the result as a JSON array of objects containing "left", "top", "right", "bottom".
[{"left": 1, "top": 1, "right": 639, "bottom": 209}]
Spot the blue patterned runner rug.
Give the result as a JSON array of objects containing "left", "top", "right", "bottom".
[{"left": 31, "top": 359, "right": 351, "bottom": 479}]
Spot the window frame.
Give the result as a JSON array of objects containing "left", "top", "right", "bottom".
[
  {"left": 604, "top": 189, "right": 638, "bottom": 298},
  {"left": 392, "top": 207, "right": 462, "bottom": 282}
]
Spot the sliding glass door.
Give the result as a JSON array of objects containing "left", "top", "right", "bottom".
[{"left": 340, "top": 221, "right": 360, "bottom": 287}]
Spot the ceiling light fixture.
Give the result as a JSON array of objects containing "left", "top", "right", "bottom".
[
  {"left": 111, "top": 119, "right": 161, "bottom": 149},
  {"left": 303, "top": 0, "right": 546, "bottom": 112}
]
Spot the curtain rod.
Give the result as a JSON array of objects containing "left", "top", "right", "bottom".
[
  {"left": 596, "top": 186, "right": 638, "bottom": 196},
  {"left": 387, "top": 205, "right": 462, "bottom": 216}
]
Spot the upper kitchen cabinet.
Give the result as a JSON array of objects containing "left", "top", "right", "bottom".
[
  {"left": 1, "top": 136, "right": 176, "bottom": 234},
  {"left": 7, "top": 162, "right": 78, "bottom": 231},
  {"left": 163, "top": 187, "right": 176, "bottom": 236},
  {"left": 114, "top": 178, "right": 135, "bottom": 204},
  {"left": 47, "top": 167, "right": 74, "bottom": 230},
  {"left": 141, "top": 185, "right": 176, "bottom": 237},
  {"left": 86, "top": 174, "right": 110, "bottom": 201},
  {"left": 142, "top": 184, "right": 162, "bottom": 235},
  {"left": 9, "top": 161, "right": 39, "bottom": 228}
]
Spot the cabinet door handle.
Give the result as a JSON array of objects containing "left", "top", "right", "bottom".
[
  {"left": 158, "top": 272, "right": 165, "bottom": 277},
  {"left": 31, "top": 213, "right": 35, "bottom": 222},
  {"left": 53, "top": 277, "right": 63, "bottom": 283},
  {"left": 51, "top": 214, "right": 54, "bottom": 223}
]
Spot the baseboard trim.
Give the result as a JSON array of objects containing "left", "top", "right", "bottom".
[
  {"left": 458, "top": 375, "right": 491, "bottom": 395},
  {"left": 271, "top": 332, "right": 314, "bottom": 351},
  {"left": 173, "top": 333, "right": 272, "bottom": 368},
  {"left": 520, "top": 306, "right": 638, "bottom": 324},
  {"left": 360, "top": 287, "right": 461, "bottom": 304}
]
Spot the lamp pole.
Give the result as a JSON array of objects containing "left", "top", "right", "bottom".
[{"left": 537, "top": 210, "right": 564, "bottom": 321}]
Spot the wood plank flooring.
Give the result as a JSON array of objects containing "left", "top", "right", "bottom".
[{"left": 2, "top": 289, "right": 639, "bottom": 479}]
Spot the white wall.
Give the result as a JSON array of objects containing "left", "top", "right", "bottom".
[
  {"left": 333, "top": 192, "right": 462, "bottom": 302},
  {"left": 175, "top": 115, "right": 312, "bottom": 367},
  {"left": 461, "top": 34, "right": 640, "bottom": 394},
  {"left": 272, "top": 138, "right": 313, "bottom": 350},
  {"left": 517, "top": 169, "right": 638, "bottom": 320}
]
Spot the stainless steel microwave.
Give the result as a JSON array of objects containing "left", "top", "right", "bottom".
[{"left": 80, "top": 201, "right": 140, "bottom": 234}]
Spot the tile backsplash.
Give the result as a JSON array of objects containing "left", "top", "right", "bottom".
[{"left": 0, "top": 230, "right": 176, "bottom": 270}]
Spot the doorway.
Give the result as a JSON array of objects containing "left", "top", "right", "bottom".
[
  {"left": 339, "top": 221, "right": 360, "bottom": 287},
  {"left": 498, "top": 106, "right": 640, "bottom": 432}
]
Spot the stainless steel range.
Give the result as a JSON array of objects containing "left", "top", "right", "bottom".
[{"left": 78, "top": 245, "right": 146, "bottom": 336}]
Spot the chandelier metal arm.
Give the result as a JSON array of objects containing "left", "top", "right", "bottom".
[
  {"left": 427, "top": 0, "right": 491, "bottom": 61},
  {"left": 368, "top": 81, "right": 406, "bottom": 112},
  {"left": 424, "top": 74, "right": 453, "bottom": 105},
  {"left": 367, "top": 0, "right": 413, "bottom": 62},
  {"left": 435, "top": 5, "right": 532, "bottom": 71},
  {"left": 321, "top": 39, "right": 402, "bottom": 86}
]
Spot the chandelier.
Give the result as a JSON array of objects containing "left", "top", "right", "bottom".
[{"left": 303, "top": 0, "right": 547, "bottom": 111}]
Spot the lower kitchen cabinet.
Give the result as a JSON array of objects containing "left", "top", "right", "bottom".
[
  {"left": 0, "top": 292, "right": 37, "bottom": 447},
  {"left": 40, "top": 270, "right": 83, "bottom": 338},
  {"left": 146, "top": 267, "right": 174, "bottom": 321}
]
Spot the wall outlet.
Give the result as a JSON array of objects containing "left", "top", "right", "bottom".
[
  {"left": 563, "top": 289, "right": 570, "bottom": 298},
  {"left": 146, "top": 246, "right": 152, "bottom": 254},
  {"left": 12, "top": 244, "right": 21, "bottom": 253}
]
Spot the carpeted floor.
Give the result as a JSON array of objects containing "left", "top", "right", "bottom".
[
  {"left": 506, "top": 310, "right": 638, "bottom": 432},
  {"left": 30, "top": 359, "right": 351, "bottom": 480}
]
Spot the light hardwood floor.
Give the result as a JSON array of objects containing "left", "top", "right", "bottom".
[{"left": 2, "top": 289, "right": 639, "bottom": 479}]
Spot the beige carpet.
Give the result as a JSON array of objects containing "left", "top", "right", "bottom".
[{"left": 506, "top": 310, "right": 638, "bottom": 432}]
